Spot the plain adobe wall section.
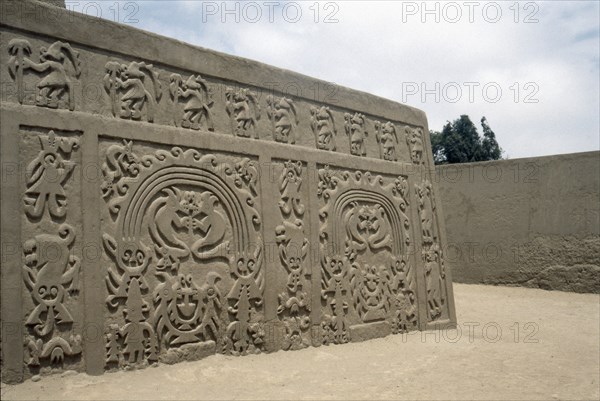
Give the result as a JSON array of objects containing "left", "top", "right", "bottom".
[{"left": 436, "top": 152, "right": 600, "bottom": 293}]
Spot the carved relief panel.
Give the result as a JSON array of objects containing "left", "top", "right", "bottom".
[
  {"left": 415, "top": 179, "right": 449, "bottom": 322},
  {"left": 103, "top": 61, "right": 162, "bottom": 122},
  {"left": 169, "top": 74, "right": 214, "bottom": 131},
  {"left": 310, "top": 106, "right": 337, "bottom": 151},
  {"left": 225, "top": 87, "right": 261, "bottom": 138},
  {"left": 405, "top": 126, "right": 425, "bottom": 165},
  {"left": 1, "top": 12, "right": 456, "bottom": 382},
  {"left": 344, "top": 113, "right": 368, "bottom": 157},
  {"left": 100, "top": 140, "right": 265, "bottom": 368},
  {"left": 375, "top": 121, "right": 399, "bottom": 161},
  {"left": 317, "top": 166, "right": 418, "bottom": 344},
  {"left": 272, "top": 160, "right": 312, "bottom": 350},
  {"left": 266, "top": 96, "right": 299, "bottom": 144},
  {"left": 20, "top": 129, "right": 83, "bottom": 376},
  {"left": 8, "top": 39, "right": 81, "bottom": 110}
]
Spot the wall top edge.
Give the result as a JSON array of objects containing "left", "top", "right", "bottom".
[
  {"left": 435, "top": 150, "right": 600, "bottom": 169},
  {"left": 0, "top": 0, "right": 428, "bottom": 126}
]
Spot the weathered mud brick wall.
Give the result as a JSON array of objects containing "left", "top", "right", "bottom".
[
  {"left": 436, "top": 152, "right": 600, "bottom": 293},
  {"left": 0, "top": 0, "right": 456, "bottom": 383}
]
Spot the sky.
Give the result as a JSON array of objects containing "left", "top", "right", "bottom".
[{"left": 68, "top": 0, "right": 600, "bottom": 159}]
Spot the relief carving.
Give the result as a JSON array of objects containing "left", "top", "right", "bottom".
[
  {"left": 350, "top": 263, "right": 393, "bottom": 322},
  {"left": 8, "top": 39, "right": 81, "bottom": 110},
  {"left": 344, "top": 113, "right": 368, "bottom": 157},
  {"left": 149, "top": 188, "right": 229, "bottom": 273},
  {"left": 405, "top": 126, "right": 424, "bottom": 164},
  {"left": 390, "top": 257, "right": 418, "bottom": 334},
  {"left": 101, "top": 144, "right": 264, "bottom": 365},
  {"left": 344, "top": 202, "right": 392, "bottom": 258},
  {"left": 415, "top": 179, "right": 446, "bottom": 322},
  {"left": 318, "top": 169, "right": 417, "bottom": 341},
  {"left": 101, "top": 139, "right": 142, "bottom": 216},
  {"left": 416, "top": 180, "right": 437, "bottom": 245},
  {"left": 424, "top": 245, "right": 444, "bottom": 321},
  {"left": 169, "top": 74, "right": 214, "bottom": 131},
  {"left": 275, "top": 161, "right": 311, "bottom": 350},
  {"left": 266, "top": 96, "right": 299, "bottom": 144},
  {"left": 225, "top": 242, "right": 265, "bottom": 355},
  {"left": 154, "top": 272, "right": 223, "bottom": 346},
  {"left": 320, "top": 255, "right": 351, "bottom": 345},
  {"left": 119, "top": 277, "right": 158, "bottom": 364},
  {"left": 23, "top": 224, "right": 80, "bottom": 336},
  {"left": 24, "top": 335, "right": 82, "bottom": 367},
  {"left": 226, "top": 157, "right": 260, "bottom": 198},
  {"left": 375, "top": 121, "right": 399, "bottom": 161},
  {"left": 225, "top": 87, "right": 261, "bottom": 138},
  {"left": 103, "top": 233, "right": 151, "bottom": 308},
  {"left": 310, "top": 106, "right": 337, "bottom": 151},
  {"left": 278, "top": 160, "right": 305, "bottom": 218},
  {"left": 24, "top": 131, "right": 79, "bottom": 220},
  {"left": 104, "top": 61, "right": 162, "bottom": 122},
  {"left": 22, "top": 224, "right": 82, "bottom": 367}
]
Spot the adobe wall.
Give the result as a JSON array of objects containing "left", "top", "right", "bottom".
[
  {"left": 0, "top": 0, "right": 455, "bottom": 383},
  {"left": 436, "top": 152, "right": 600, "bottom": 293}
]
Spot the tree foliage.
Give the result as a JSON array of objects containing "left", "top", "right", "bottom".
[{"left": 430, "top": 115, "right": 503, "bottom": 165}]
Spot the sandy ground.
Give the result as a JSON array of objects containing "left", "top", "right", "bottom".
[{"left": 2, "top": 283, "right": 599, "bottom": 401}]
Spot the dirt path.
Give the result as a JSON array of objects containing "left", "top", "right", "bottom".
[{"left": 2, "top": 283, "right": 599, "bottom": 400}]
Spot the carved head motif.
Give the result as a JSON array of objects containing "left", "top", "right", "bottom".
[
  {"left": 40, "top": 43, "right": 64, "bottom": 62},
  {"left": 121, "top": 244, "right": 146, "bottom": 268},
  {"left": 103, "top": 234, "right": 150, "bottom": 275},
  {"left": 326, "top": 255, "right": 349, "bottom": 278},
  {"left": 363, "top": 264, "right": 382, "bottom": 293},
  {"left": 35, "top": 283, "right": 63, "bottom": 306},
  {"left": 283, "top": 160, "right": 302, "bottom": 183},
  {"left": 121, "top": 62, "right": 145, "bottom": 79},
  {"left": 235, "top": 256, "right": 257, "bottom": 277}
]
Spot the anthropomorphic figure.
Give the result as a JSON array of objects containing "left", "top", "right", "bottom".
[
  {"left": 225, "top": 245, "right": 264, "bottom": 355},
  {"left": 344, "top": 113, "right": 368, "bottom": 156},
  {"left": 310, "top": 106, "right": 337, "bottom": 151},
  {"left": 267, "top": 96, "right": 299, "bottom": 143},
  {"left": 406, "top": 126, "right": 424, "bottom": 164},
  {"left": 200, "top": 272, "right": 223, "bottom": 340},
  {"left": 112, "top": 61, "right": 161, "bottom": 122},
  {"left": 9, "top": 40, "right": 82, "bottom": 110},
  {"left": 24, "top": 131, "right": 78, "bottom": 219},
  {"left": 177, "top": 75, "right": 214, "bottom": 131},
  {"left": 120, "top": 278, "right": 154, "bottom": 364},
  {"left": 418, "top": 182, "right": 435, "bottom": 243},
  {"left": 226, "top": 88, "right": 261, "bottom": 138},
  {"left": 424, "top": 249, "right": 443, "bottom": 320},
  {"left": 375, "top": 121, "right": 398, "bottom": 161},
  {"left": 278, "top": 161, "right": 305, "bottom": 218}
]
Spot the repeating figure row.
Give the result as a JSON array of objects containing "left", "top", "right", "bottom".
[{"left": 7, "top": 38, "right": 426, "bottom": 164}]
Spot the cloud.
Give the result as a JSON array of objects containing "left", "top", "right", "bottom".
[{"left": 72, "top": 0, "right": 599, "bottom": 158}]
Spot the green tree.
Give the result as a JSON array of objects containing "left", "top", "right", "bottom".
[{"left": 430, "top": 115, "right": 503, "bottom": 164}]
